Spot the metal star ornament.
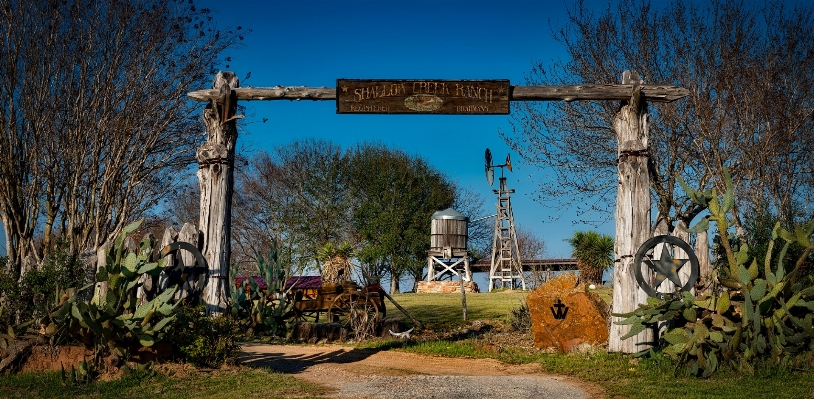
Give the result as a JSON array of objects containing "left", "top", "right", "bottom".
[
  {"left": 633, "top": 235, "right": 700, "bottom": 299},
  {"left": 644, "top": 245, "right": 689, "bottom": 289}
]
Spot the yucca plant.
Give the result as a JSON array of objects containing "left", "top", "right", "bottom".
[{"left": 567, "top": 231, "right": 614, "bottom": 285}]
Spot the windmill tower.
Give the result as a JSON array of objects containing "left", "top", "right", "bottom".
[{"left": 485, "top": 149, "right": 526, "bottom": 291}]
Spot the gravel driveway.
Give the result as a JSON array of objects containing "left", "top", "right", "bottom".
[{"left": 240, "top": 344, "right": 596, "bottom": 399}]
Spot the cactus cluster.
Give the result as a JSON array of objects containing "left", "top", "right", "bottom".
[
  {"left": 229, "top": 240, "right": 294, "bottom": 337},
  {"left": 47, "top": 219, "right": 180, "bottom": 368},
  {"left": 617, "top": 170, "right": 814, "bottom": 377}
]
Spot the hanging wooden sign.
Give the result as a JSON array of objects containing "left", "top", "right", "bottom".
[{"left": 336, "top": 79, "right": 510, "bottom": 114}]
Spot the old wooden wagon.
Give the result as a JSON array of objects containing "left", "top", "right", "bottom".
[{"left": 291, "top": 281, "right": 386, "bottom": 326}]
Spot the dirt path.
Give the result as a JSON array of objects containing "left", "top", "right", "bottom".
[{"left": 240, "top": 344, "right": 602, "bottom": 399}]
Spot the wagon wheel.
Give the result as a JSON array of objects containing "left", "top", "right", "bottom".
[
  {"left": 292, "top": 308, "right": 321, "bottom": 324},
  {"left": 362, "top": 285, "right": 387, "bottom": 321},
  {"left": 368, "top": 293, "right": 386, "bottom": 321},
  {"left": 350, "top": 293, "right": 380, "bottom": 340},
  {"left": 327, "top": 292, "right": 354, "bottom": 325},
  {"left": 329, "top": 293, "right": 380, "bottom": 338}
]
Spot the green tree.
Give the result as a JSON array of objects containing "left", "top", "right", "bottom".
[
  {"left": 567, "top": 231, "right": 614, "bottom": 285},
  {"left": 347, "top": 143, "right": 454, "bottom": 293}
]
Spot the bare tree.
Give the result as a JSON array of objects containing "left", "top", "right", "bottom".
[
  {"left": 514, "top": 224, "right": 549, "bottom": 289},
  {"left": 451, "top": 185, "right": 493, "bottom": 259},
  {"left": 516, "top": 224, "right": 547, "bottom": 261},
  {"left": 501, "top": 0, "right": 814, "bottom": 233},
  {"left": 231, "top": 141, "right": 353, "bottom": 278},
  {"left": 0, "top": 0, "right": 242, "bottom": 278}
]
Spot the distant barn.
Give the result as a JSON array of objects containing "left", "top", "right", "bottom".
[{"left": 285, "top": 276, "right": 322, "bottom": 299}]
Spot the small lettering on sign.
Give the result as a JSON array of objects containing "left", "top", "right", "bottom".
[{"left": 337, "top": 79, "right": 509, "bottom": 114}]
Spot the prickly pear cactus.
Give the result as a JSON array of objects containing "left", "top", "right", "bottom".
[
  {"left": 616, "top": 170, "right": 814, "bottom": 377},
  {"left": 47, "top": 219, "right": 180, "bottom": 368}
]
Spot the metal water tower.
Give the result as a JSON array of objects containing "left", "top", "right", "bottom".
[{"left": 427, "top": 208, "right": 472, "bottom": 282}]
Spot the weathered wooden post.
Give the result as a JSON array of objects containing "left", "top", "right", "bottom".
[
  {"left": 609, "top": 70, "right": 654, "bottom": 353},
  {"left": 197, "top": 71, "right": 239, "bottom": 316}
]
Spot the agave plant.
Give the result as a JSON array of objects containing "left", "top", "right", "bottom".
[{"left": 229, "top": 240, "right": 294, "bottom": 337}]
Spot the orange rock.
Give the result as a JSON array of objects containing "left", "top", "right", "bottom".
[{"left": 526, "top": 273, "right": 609, "bottom": 352}]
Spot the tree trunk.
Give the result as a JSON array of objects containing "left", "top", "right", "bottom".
[
  {"left": 198, "top": 71, "right": 239, "bottom": 316},
  {"left": 695, "top": 230, "right": 711, "bottom": 294},
  {"left": 389, "top": 273, "right": 400, "bottom": 295},
  {"left": 609, "top": 70, "right": 654, "bottom": 353},
  {"left": 674, "top": 221, "right": 693, "bottom": 296}
]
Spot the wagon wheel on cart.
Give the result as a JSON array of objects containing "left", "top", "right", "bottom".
[
  {"left": 362, "top": 285, "right": 387, "bottom": 321},
  {"left": 291, "top": 307, "right": 321, "bottom": 324},
  {"left": 328, "top": 292, "right": 380, "bottom": 338}
]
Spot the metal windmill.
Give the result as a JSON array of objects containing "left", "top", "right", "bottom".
[{"left": 485, "top": 149, "right": 526, "bottom": 291}]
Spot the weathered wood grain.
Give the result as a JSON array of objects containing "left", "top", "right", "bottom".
[
  {"left": 695, "top": 230, "right": 711, "bottom": 294},
  {"left": 197, "top": 72, "right": 238, "bottom": 317},
  {"left": 609, "top": 70, "right": 654, "bottom": 353},
  {"left": 187, "top": 84, "right": 688, "bottom": 103},
  {"left": 511, "top": 84, "right": 688, "bottom": 103},
  {"left": 188, "top": 86, "right": 336, "bottom": 102}
]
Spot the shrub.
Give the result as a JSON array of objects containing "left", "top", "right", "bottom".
[
  {"left": 47, "top": 220, "right": 180, "bottom": 369},
  {"left": 171, "top": 305, "right": 241, "bottom": 368},
  {"left": 509, "top": 301, "right": 531, "bottom": 332},
  {"left": 0, "top": 242, "right": 84, "bottom": 334},
  {"left": 228, "top": 242, "right": 294, "bottom": 337}
]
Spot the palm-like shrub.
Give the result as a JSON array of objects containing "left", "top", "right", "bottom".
[{"left": 567, "top": 231, "right": 614, "bottom": 285}]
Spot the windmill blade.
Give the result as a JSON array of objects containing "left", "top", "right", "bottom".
[
  {"left": 505, "top": 153, "right": 512, "bottom": 172},
  {"left": 484, "top": 148, "right": 492, "bottom": 169},
  {"left": 486, "top": 167, "right": 494, "bottom": 186}
]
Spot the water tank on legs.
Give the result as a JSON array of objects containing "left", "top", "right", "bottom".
[{"left": 430, "top": 207, "right": 468, "bottom": 257}]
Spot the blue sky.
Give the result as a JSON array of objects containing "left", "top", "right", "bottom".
[
  {"left": 189, "top": 0, "right": 614, "bottom": 258},
  {"left": 1, "top": 0, "right": 614, "bottom": 259}
]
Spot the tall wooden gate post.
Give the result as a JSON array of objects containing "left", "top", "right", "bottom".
[
  {"left": 609, "top": 71, "right": 654, "bottom": 353},
  {"left": 197, "top": 71, "right": 239, "bottom": 316}
]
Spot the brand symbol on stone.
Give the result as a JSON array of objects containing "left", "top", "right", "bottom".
[{"left": 550, "top": 299, "right": 569, "bottom": 320}]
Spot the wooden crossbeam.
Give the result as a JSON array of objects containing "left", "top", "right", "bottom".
[
  {"left": 187, "top": 84, "right": 689, "bottom": 103},
  {"left": 429, "top": 256, "right": 469, "bottom": 281}
]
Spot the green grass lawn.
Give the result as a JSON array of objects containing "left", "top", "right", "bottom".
[
  {"left": 3, "top": 288, "right": 813, "bottom": 399},
  {"left": 0, "top": 367, "right": 329, "bottom": 399},
  {"left": 388, "top": 289, "right": 814, "bottom": 399},
  {"left": 388, "top": 291, "right": 529, "bottom": 330}
]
